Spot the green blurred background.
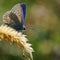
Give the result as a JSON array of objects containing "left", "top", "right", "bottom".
[{"left": 0, "top": 0, "right": 60, "bottom": 60}]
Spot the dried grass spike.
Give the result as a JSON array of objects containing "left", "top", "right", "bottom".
[{"left": 0, "top": 25, "right": 34, "bottom": 60}]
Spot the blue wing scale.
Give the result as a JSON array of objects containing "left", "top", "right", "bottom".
[{"left": 21, "top": 4, "right": 26, "bottom": 25}]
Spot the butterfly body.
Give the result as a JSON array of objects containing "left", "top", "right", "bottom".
[{"left": 3, "top": 3, "right": 26, "bottom": 31}]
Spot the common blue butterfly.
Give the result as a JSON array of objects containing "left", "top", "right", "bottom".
[{"left": 3, "top": 3, "right": 26, "bottom": 31}]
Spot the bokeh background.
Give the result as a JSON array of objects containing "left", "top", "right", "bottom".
[{"left": 0, "top": 0, "right": 60, "bottom": 60}]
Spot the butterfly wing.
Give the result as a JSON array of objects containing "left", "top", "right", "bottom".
[
  {"left": 9, "top": 12, "right": 23, "bottom": 30},
  {"left": 21, "top": 3, "right": 26, "bottom": 26},
  {"left": 11, "top": 3, "right": 26, "bottom": 30},
  {"left": 3, "top": 3, "right": 26, "bottom": 31}
]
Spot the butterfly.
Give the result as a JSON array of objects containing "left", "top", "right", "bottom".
[{"left": 3, "top": 3, "right": 26, "bottom": 31}]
